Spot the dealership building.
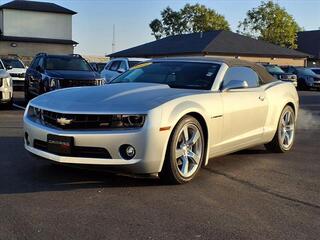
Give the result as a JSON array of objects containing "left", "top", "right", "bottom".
[
  {"left": 0, "top": 0, "right": 77, "bottom": 59},
  {"left": 109, "top": 30, "right": 308, "bottom": 66}
]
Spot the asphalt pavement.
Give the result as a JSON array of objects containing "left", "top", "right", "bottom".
[{"left": 0, "top": 90, "right": 319, "bottom": 240}]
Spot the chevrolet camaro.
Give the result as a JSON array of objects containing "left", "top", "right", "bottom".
[{"left": 24, "top": 57, "right": 299, "bottom": 184}]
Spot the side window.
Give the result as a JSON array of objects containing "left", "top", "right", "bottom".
[
  {"left": 119, "top": 61, "right": 127, "bottom": 70},
  {"left": 110, "top": 61, "right": 120, "bottom": 71},
  {"left": 222, "top": 66, "right": 260, "bottom": 88},
  {"left": 38, "top": 57, "right": 44, "bottom": 68},
  {"left": 30, "top": 57, "right": 40, "bottom": 69}
]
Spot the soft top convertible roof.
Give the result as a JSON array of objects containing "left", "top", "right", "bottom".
[{"left": 151, "top": 56, "right": 275, "bottom": 84}]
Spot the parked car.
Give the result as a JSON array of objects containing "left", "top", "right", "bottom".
[
  {"left": 24, "top": 57, "right": 298, "bottom": 184},
  {"left": 262, "top": 64, "right": 297, "bottom": 87},
  {"left": 90, "top": 62, "right": 106, "bottom": 73},
  {"left": 0, "top": 66, "right": 13, "bottom": 107},
  {"left": 310, "top": 67, "right": 320, "bottom": 75},
  {"left": 24, "top": 53, "right": 106, "bottom": 101},
  {"left": 281, "top": 66, "right": 320, "bottom": 90},
  {"left": 100, "top": 58, "right": 149, "bottom": 83},
  {"left": 1, "top": 57, "right": 27, "bottom": 88}
]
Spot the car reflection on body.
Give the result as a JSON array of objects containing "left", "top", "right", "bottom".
[{"left": 24, "top": 57, "right": 299, "bottom": 184}]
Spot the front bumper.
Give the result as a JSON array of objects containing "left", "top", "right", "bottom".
[
  {"left": 24, "top": 112, "right": 168, "bottom": 174},
  {"left": 308, "top": 81, "right": 320, "bottom": 88},
  {"left": 12, "top": 78, "right": 25, "bottom": 87}
]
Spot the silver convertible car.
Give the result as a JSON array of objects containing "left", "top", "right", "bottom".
[{"left": 24, "top": 58, "right": 299, "bottom": 184}]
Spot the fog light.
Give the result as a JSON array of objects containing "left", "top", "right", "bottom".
[{"left": 119, "top": 144, "right": 136, "bottom": 160}]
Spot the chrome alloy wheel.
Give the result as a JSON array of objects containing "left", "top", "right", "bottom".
[
  {"left": 175, "top": 123, "right": 203, "bottom": 178},
  {"left": 279, "top": 110, "right": 295, "bottom": 149}
]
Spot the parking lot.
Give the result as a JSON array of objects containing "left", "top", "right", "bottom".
[{"left": 0, "top": 90, "right": 318, "bottom": 239}]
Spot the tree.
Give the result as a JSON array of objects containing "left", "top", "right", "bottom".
[
  {"left": 149, "top": 4, "right": 230, "bottom": 40},
  {"left": 238, "top": 1, "right": 301, "bottom": 49}
]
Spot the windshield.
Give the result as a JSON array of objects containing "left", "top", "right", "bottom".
[
  {"left": 45, "top": 57, "right": 92, "bottom": 71},
  {"left": 2, "top": 59, "right": 24, "bottom": 68},
  {"left": 111, "top": 61, "right": 221, "bottom": 90},
  {"left": 264, "top": 65, "right": 284, "bottom": 74},
  {"left": 311, "top": 69, "right": 320, "bottom": 75}
]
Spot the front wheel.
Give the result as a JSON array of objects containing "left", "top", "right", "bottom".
[
  {"left": 265, "top": 105, "right": 295, "bottom": 153},
  {"left": 159, "top": 116, "right": 205, "bottom": 184}
]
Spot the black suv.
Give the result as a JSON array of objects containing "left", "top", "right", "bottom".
[
  {"left": 25, "top": 53, "right": 105, "bottom": 101},
  {"left": 281, "top": 66, "right": 320, "bottom": 90}
]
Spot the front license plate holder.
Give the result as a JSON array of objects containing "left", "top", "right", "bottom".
[{"left": 47, "top": 134, "right": 74, "bottom": 155}]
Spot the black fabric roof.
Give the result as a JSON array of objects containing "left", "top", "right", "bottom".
[
  {"left": 150, "top": 56, "right": 275, "bottom": 84},
  {"left": 109, "top": 30, "right": 308, "bottom": 59},
  {"left": 297, "top": 30, "right": 320, "bottom": 59},
  {"left": 0, "top": 35, "right": 78, "bottom": 45},
  {"left": 0, "top": 0, "right": 76, "bottom": 15}
]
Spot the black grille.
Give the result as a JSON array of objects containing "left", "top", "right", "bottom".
[
  {"left": 33, "top": 139, "right": 112, "bottom": 159},
  {"left": 10, "top": 73, "right": 25, "bottom": 78},
  {"left": 59, "top": 79, "right": 98, "bottom": 88},
  {"left": 42, "top": 110, "right": 114, "bottom": 130}
]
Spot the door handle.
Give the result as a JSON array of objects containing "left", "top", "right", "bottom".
[{"left": 259, "top": 96, "right": 265, "bottom": 101}]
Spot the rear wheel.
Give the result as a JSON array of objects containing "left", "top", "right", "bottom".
[
  {"left": 265, "top": 105, "right": 295, "bottom": 153},
  {"left": 159, "top": 116, "right": 205, "bottom": 184}
]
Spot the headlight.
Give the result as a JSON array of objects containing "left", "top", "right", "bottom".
[
  {"left": 27, "top": 106, "right": 42, "bottom": 120},
  {"left": 110, "top": 115, "right": 146, "bottom": 128},
  {"left": 307, "top": 76, "right": 314, "bottom": 82},
  {"left": 3, "top": 77, "right": 12, "bottom": 87},
  {"left": 49, "top": 78, "right": 61, "bottom": 90},
  {"left": 95, "top": 78, "right": 107, "bottom": 85}
]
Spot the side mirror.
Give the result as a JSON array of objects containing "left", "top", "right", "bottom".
[
  {"left": 36, "top": 65, "right": 43, "bottom": 73},
  {"left": 117, "top": 68, "right": 125, "bottom": 74},
  {"left": 222, "top": 80, "right": 248, "bottom": 92},
  {"left": 5, "top": 65, "right": 13, "bottom": 70}
]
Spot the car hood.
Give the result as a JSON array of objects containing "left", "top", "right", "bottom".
[
  {"left": 30, "top": 83, "right": 205, "bottom": 113},
  {"left": 7, "top": 68, "right": 26, "bottom": 74},
  {"left": 45, "top": 70, "right": 100, "bottom": 80},
  {"left": 0, "top": 69, "right": 10, "bottom": 78}
]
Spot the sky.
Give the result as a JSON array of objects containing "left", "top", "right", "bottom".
[{"left": 1, "top": 0, "right": 319, "bottom": 56}]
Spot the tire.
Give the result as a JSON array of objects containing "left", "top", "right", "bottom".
[
  {"left": 265, "top": 105, "right": 295, "bottom": 153},
  {"left": 298, "top": 79, "right": 308, "bottom": 91},
  {"left": 159, "top": 115, "right": 205, "bottom": 184}
]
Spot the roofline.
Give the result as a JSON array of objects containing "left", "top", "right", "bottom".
[
  {"left": 108, "top": 51, "right": 309, "bottom": 59},
  {"left": 0, "top": 7, "right": 77, "bottom": 15},
  {"left": 0, "top": 36, "right": 78, "bottom": 45},
  {"left": 0, "top": 1, "right": 77, "bottom": 15}
]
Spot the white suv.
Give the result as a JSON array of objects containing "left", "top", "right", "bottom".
[
  {"left": 100, "top": 58, "right": 149, "bottom": 83},
  {"left": 0, "top": 63, "right": 13, "bottom": 106},
  {"left": 1, "top": 58, "right": 27, "bottom": 88}
]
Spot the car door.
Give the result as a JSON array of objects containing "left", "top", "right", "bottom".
[
  {"left": 26, "top": 56, "right": 40, "bottom": 95},
  {"left": 219, "top": 66, "right": 269, "bottom": 152},
  {"left": 33, "top": 57, "right": 45, "bottom": 95}
]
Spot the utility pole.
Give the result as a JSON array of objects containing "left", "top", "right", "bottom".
[{"left": 112, "top": 24, "right": 115, "bottom": 53}]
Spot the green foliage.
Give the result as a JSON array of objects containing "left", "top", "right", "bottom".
[
  {"left": 238, "top": 1, "right": 301, "bottom": 48},
  {"left": 149, "top": 4, "right": 230, "bottom": 40}
]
